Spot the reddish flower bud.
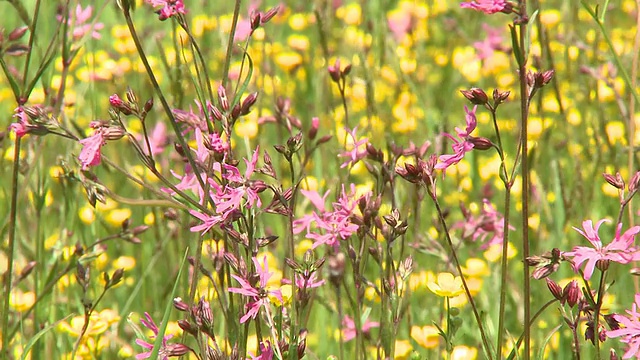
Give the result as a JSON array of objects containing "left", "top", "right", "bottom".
[
  {"left": 563, "top": 280, "right": 580, "bottom": 308},
  {"left": 492, "top": 89, "right": 511, "bottom": 104},
  {"left": 629, "top": 171, "right": 640, "bottom": 194},
  {"left": 460, "top": 88, "right": 489, "bottom": 105},
  {"left": 109, "top": 94, "right": 124, "bottom": 108},
  {"left": 469, "top": 136, "right": 493, "bottom": 150},
  {"left": 328, "top": 59, "right": 342, "bottom": 83},
  {"left": 8, "top": 26, "right": 29, "bottom": 41},
  {"left": 102, "top": 126, "right": 126, "bottom": 141},
  {"left": 308, "top": 117, "right": 319, "bottom": 140},
  {"left": 546, "top": 278, "right": 563, "bottom": 301},
  {"left": 603, "top": 172, "right": 625, "bottom": 190},
  {"left": 217, "top": 85, "right": 229, "bottom": 112},
  {"left": 241, "top": 92, "right": 259, "bottom": 115}
]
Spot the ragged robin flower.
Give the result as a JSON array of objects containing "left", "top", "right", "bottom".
[{"left": 228, "top": 256, "right": 283, "bottom": 323}]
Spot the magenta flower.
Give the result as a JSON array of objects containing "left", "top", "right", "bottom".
[
  {"left": 453, "top": 199, "right": 513, "bottom": 249},
  {"left": 249, "top": 341, "right": 274, "bottom": 360},
  {"left": 435, "top": 105, "right": 478, "bottom": 170},
  {"left": 135, "top": 312, "right": 188, "bottom": 360},
  {"left": 460, "top": 0, "right": 509, "bottom": 14},
  {"left": 338, "top": 127, "right": 369, "bottom": 168},
  {"left": 9, "top": 107, "right": 29, "bottom": 138},
  {"left": 341, "top": 315, "right": 379, "bottom": 342},
  {"left": 146, "top": 0, "right": 186, "bottom": 21},
  {"left": 473, "top": 24, "right": 505, "bottom": 60},
  {"left": 293, "top": 185, "right": 363, "bottom": 249},
  {"left": 57, "top": 5, "right": 104, "bottom": 40},
  {"left": 78, "top": 130, "right": 106, "bottom": 170},
  {"left": 564, "top": 220, "right": 640, "bottom": 280},
  {"left": 608, "top": 294, "right": 640, "bottom": 359},
  {"left": 228, "top": 256, "right": 282, "bottom": 323}
]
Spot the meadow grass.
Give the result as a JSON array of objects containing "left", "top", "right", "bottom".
[{"left": 1, "top": 0, "right": 640, "bottom": 359}]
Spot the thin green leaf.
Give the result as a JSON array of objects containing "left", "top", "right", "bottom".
[
  {"left": 149, "top": 248, "right": 189, "bottom": 359},
  {"left": 0, "top": 56, "right": 21, "bottom": 99},
  {"left": 509, "top": 25, "right": 523, "bottom": 68},
  {"left": 232, "top": 50, "right": 254, "bottom": 108},
  {"left": 20, "top": 315, "right": 73, "bottom": 360},
  {"left": 536, "top": 324, "right": 562, "bottom": 360}
]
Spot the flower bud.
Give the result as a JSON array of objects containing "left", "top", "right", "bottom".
[
  {"left": 603, "top": 172, "right": 625, "bottom": 190},
  {"left": 469, "top": 136, "right": 493, "bottom": 150},
  {"left": 546, "top": 278, "right": 563, "bottom": 301},
  {"left": 308, "top": 117, "right": 319, "bottom": 140},
  {"left": 102, "top": 127, "right": 126, "bottom": 141},
  {"left": 8, "top": 26, "right": 29, "bottom": 41},
  {"left": 460, "top": 88, "right": 489, "bottom": 105},
  {"left": 629, "top": 171, "right": 640, "bottom": 194},
  {"left": 564, "top": 280, "right": 580, "bottom": 308},
  {"left": 218, "top": 85, "right": 229, "bottom": 112},
  {"left": 241, "top": 92, "right": 259, "bottom": 115}
]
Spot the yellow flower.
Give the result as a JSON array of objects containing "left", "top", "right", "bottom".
[
  {"left": 58, "top": 314, "right": 109, "bottom": 337},
  {"left": 428, "top": 272, "right": 464, "bottom": 297},
  {"left": 394, "top": 339, "right": 413, "bottom": 359},
  {"left": 461, "top": 258, "right": 489, "bottom": 278},
  {"left": 10, "top": 290, "right": 35, "bottom": 312},
  {"left": 105, "top": 208, "right": 132, "bottom": 228},
  {"left": 112, "top": 256, "right": 136, "bottom": 271},
  {"left": 483, "top": 242, "right": 518, "bottom": 263},
  {"left": 450, "top": 345, "right": 478, "bottom": 360},
  {"left": 411, "top": 325, "right": 440, "bottom": 349},
  {"left": 275, "top": 51, "right": 303, "bottom": 73}
]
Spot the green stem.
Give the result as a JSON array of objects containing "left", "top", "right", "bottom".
[
  {"left": 593, "top": 270, "right": 607, "bottom": 360},
  {"left": 431, "top": 196, "right": 494, "bottom": 360},
  {"left": 2, "top": 136, "right": 21, "bottom": 358}
]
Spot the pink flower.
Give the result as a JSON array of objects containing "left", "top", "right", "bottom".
[
  {"left": 460, "top": 0, "right": 509, "bottom": 14},
  {"left": 293, "top": 185, "right": 363, "bottom": 249},
  {"left": 78, "top": 130, "right": 106, "bottom": 170},
  {"left": 341, "top": 315, "right": 379, "bottom": 342},
  {"left": 608, "top": 293, "right": 640, "bottom": 359},
  {"left": 435, "top": 105, "right": 477, "bottom": 170},
  {"left": 453, "top": 199, "right": 514, "bottom": 249},
  {"left": 57, "top": 5, "right": 104, "bottom": 40},
  {"left": 565, "top": 220, "right": 640, "bottom": 280},
  {"left": 228, "top": 256, "right": 282, "bottom": 323},
  {"left": 146, "top": 0, "right": 186, "bottom": 21},
  {"left": 473, "top": 24, "right": 505, "bottom": 60},
  {"left": 9, "top": 107, "right": 29, "bottom": 138},
  {"left": 134, "top": 312, "right": 188, "bottom": 360},
  {"left": 338, "top": 127, "right": 369, "bottom": 168}
]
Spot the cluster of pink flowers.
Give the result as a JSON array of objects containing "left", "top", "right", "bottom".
[
  {"left": 57, "top": 5, "right": 104, "bottom": 40},
  {"left": 460, "top": 0, "right": 510, "bottom": 14},
  {"left": 454, "top": 199, "right": 513, "bottom": 249},
  {"left": 608, "top": 294, "right": 640, "bottom": 359},
  {"left": 228, "top": 256, "right": 283, "bottom": 323},
  {"left": 338, "top": 127, "right": 369, "bottom": 168},
  {"left": 146, "top": 0, "right": 186, "bottom": 21},
  {"left": 293, "top": 185, "right": 364, "bottom": 249}
]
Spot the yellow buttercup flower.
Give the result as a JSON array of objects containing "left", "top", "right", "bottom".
[
  {"left": 428, "top": 272, "right": 464, "bottom": 297},
  {"left": 411, "top": 325, "right": 440, "bottom": 349}
]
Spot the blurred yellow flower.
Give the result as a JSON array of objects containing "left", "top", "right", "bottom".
[
  {"left": 275, "top": 51, "right": 303, "bottom": 73},
  {"left": 106, "top": 208, "right": 132, "bottom": 228},
  {"left": 428, "top": 272, "right": 464, "bottom": 297},
  {"left": 411, "top": 325, "right": 440, "bottom": 349},
  {"left": 483, "top": 242, "right": 518, "bottom": 263},
  {"left": 450, "top": 345, "right": 478, "bottom": 360},
  {"left": 112, "top": 256, "right": 136, "bottom": 271},
  {"left": 462, "top": 258, "right": 489, "bottom": 278},
  {"left": 10, "top": 290, "right": 35, "bottom": 312}
]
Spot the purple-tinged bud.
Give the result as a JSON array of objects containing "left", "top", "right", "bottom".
[
  {"left": 166, "top": 343, "right": 191, "bottom": 357},
  {"left": 564, "top": 280, "right": 581, "bottom": 308},
  {"left": 261, "top": 6, "right": 279, "bottom": 24},
  {"left": 142, "top": 98, "right": 154, "bottom": 116},
  {"left": 546, "top": 278, "right": 563, "bottom": 301},
  {"left": 177, "top": 319, "right": 197, "bottom": 336},
  {"left": 109, "top": 94, "right": 124, "bottom": 108},
  {"left": 102, "top": 126, "right": 126, "bottom": 141},
  {"left": 492, "top": 89, "right": 511, "bottom": 104},
  {"left": 343, "top": 64, "right": 352, "bottom": 77},
  {"left": 534, "top": 70, "right": 555, "bottom": 88},
  {"left": 125, "top": 87, "right": 137, "bottom": 105},
  {"left": 604, "top": 313, "right": 620, "bottom": 331},
  {"left": 19, "top": 261, "right": 37, "bottom": 280},
  {"left": 308, "top": 117, "right": 319, "bottom": 140},
  {"left": 317, "top": 134, "right": 332, "bottom": 144},
  {"left": 469, "top": 136, "right": 493, "bottom": 150},
  {"left": 210, "top": 105, "right": 224, "bottom": 122},
  {"left": 197, "top": 297, "right": 214, "bottom": 330},
  {"left": 173, "top": 297, "right": 190, "bottom": 312},
  {"left": 250, "top": 12, "right": 262, "bottom": 31},
  {"left": 218, "top": 85, "right": 229, "bottom": 112},
  {"left": 241, "top": 92, "right": 259, "bottom": 115},
  {"left": 231, "top": 103, "right": 242, "bottom": 120},
  {"left": 460, "top": 88, "right": 489, "bottom": 105},
  {"left": 610, "top": 349, "right": 619, "bottom": 360},
  {"left": 603, "top": 172, "right": 625, "bottom": 190},
  {"left": 596, "top": 259, "right": 610, "bottom": 272},
  {"left": 629, "top": 171, "right": 640, "bottom": 194},
  {"left": 328, "top": 59, "right": 341, "bottom": 83},
  {"left": 8, "top": 26, "right": 29, "bottom": 41}
]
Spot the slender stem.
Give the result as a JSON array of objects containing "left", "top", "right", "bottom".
[
  {"left": 496, "top": 183, "right": 512, "bottom": 355},
  {"left": 505, "top": 299, "right": 557, "bottom": 360},
  {"left": 516, "top": 6, "right": 532, "bottom": 358},
  {"left": 431, "top": 196, "right": 494, "bottom": 360},
  {"left": 1, "top": 136, "right": 21, "bottom": 358},
  {"left": 593, "top": 270, "right": 607, "bottom": 360}
]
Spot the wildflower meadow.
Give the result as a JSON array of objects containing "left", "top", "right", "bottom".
[{"left": 3, "top": 0, "right": 640, "bottom": 359}]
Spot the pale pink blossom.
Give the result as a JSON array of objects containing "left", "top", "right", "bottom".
[
  {"left": 338, "top": 127, "right": 369, "bottom": 168},
  {"left": 146, "top": 0, "right": 186, "bottom": 21},
  {"left": 341, "top": 315, "right": 379, "bottom": 342},
  {"left": 78, "top": 130, "right": 106, "bottom": 170},
  {"left": 608, "top": 293, "right": 640, "bottom": 359},
  {"left": 460, "top": 0, "right": 509, "bottom": 14},
  {"left": 565, "top": 220, "right": 640, "bottom": 280},
  {"left": 228, "top": 256, "right": 282, "bottom": 323},
  {"left": 435, "top": 105, "right": 477, "bottom": 170}
]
